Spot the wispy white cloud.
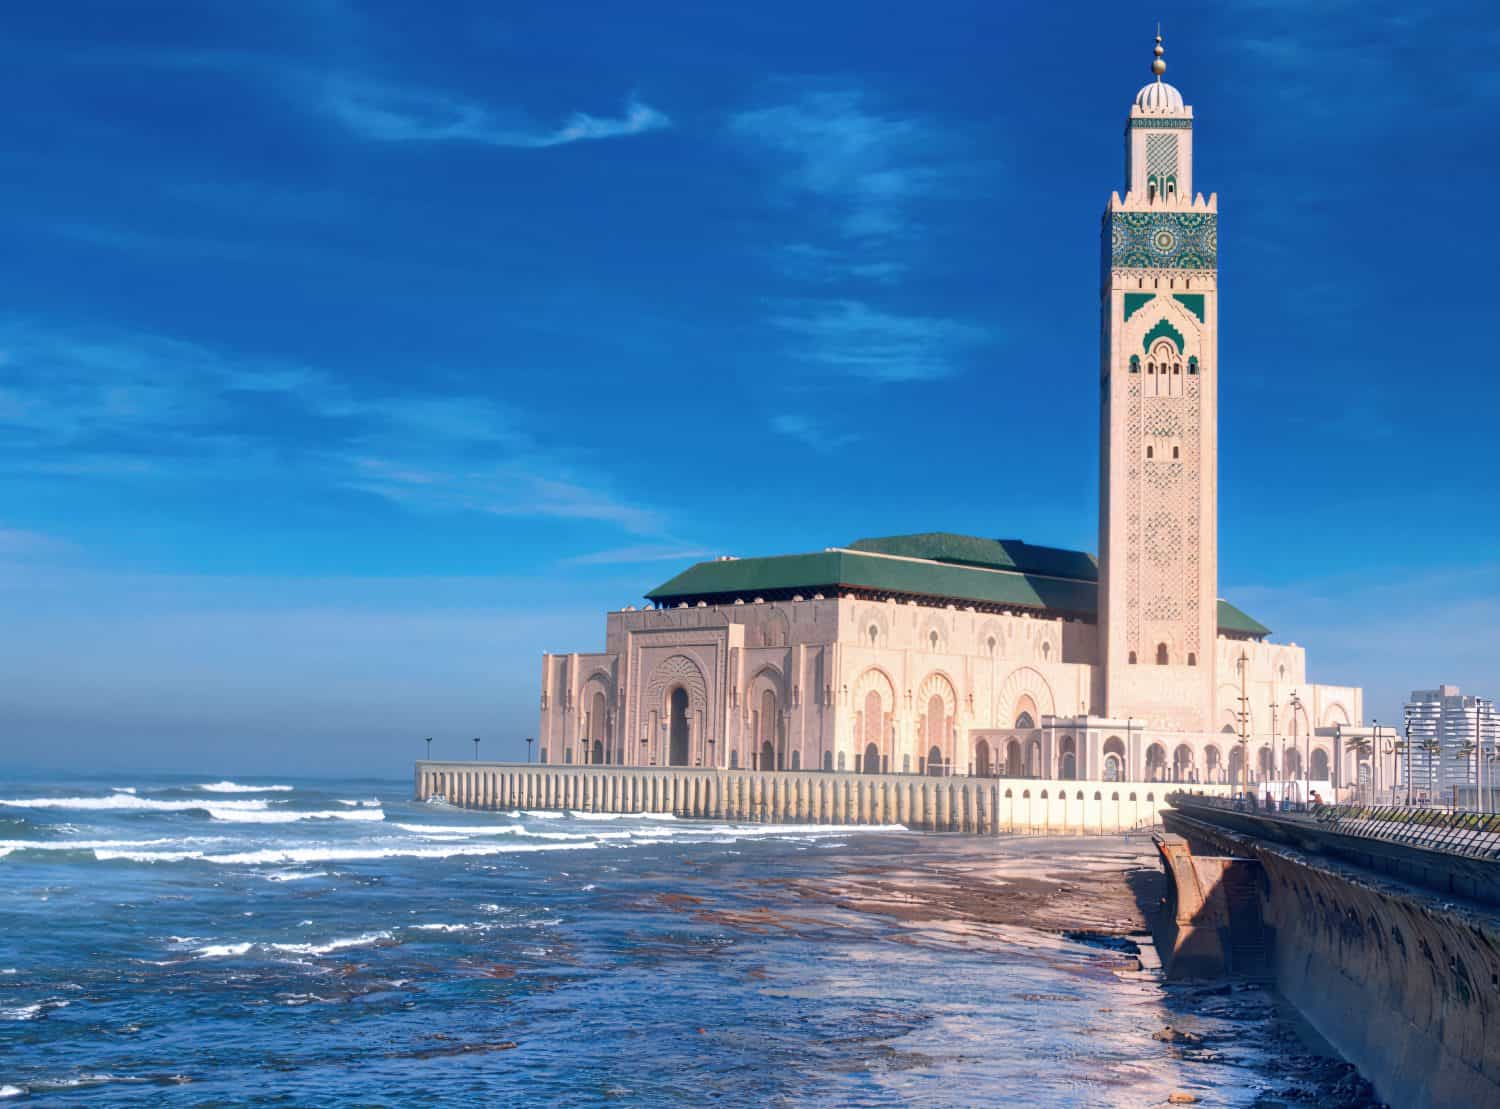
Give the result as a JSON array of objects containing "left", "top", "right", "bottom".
[
  {"left": 343, "top": 459, "right": 664, "bottom": 535},
  {"left": 562, "top": 544, "right": 715, "bottom": 567},
  {"left": 67, "top": 44, "right": 671, "bottom": 152},
  {"left": 766, "top": 242, "right": 905, "bottom": 284},
  {"left": 730, "top": 84, "right": 950, "bottom": 240},
  {"left": 733, "top": 82, "right": 992, "bottom": 412},
  {"left": 769, "top": 412, "right": 859, "bottom": 453},
  {"left": 770, "top": 299, "right": 989, "bottom": 383},
  {"left": 0, "top": 325, "right": 662, "bottom": 534},
  {"left": 325, "top": 82, "right": 671, "bottom": 148}
]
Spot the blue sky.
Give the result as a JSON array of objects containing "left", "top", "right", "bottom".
[{"left": 2, "top": 1, "right": 1497, "bottom": 776}]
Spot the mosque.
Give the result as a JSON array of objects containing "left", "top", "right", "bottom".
[{"left": 537, "top": 37, "right": 1365, "bottom": 791}]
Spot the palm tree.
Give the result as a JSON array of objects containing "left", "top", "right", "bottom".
[
  {"left": 1421, "top": 737, "right": 1442, "bottom": 802},
  {"left": 1389, "top": 737, "right": 1408, "bottom": 806},
  {"left": 1453, "top": 741, "right": 1477, "bottom": 810}
]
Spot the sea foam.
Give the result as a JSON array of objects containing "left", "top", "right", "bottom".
[
  {"left": 198, "top": 781, "right": 295, "bottom": 794},
  {"left": 0, "top": 795, "right": 272, "bottom": 814}
]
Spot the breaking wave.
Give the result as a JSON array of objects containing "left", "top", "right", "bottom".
[
  {"left": 197, "top": 782, "right": 295, "bottom": 794},
  {"left": 96, "top": 839, "right": 601, "bottom": 866},
  {"left": 205, "top": 807, "right": 384, "bottom": 825},
  {"left": 192, "top": 932, "right": 392, "bottom": 959}
]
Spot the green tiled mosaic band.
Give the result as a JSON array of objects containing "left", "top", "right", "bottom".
[
  {"left": 1110, "top": 212, "right": 1217, "bottom": 270},
  {"left": 1130, "top": 118, "right": 1192, "bottom": 129}
]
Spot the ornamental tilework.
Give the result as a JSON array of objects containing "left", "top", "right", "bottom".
[
  {"left": 1110, "top": 212, "right": 1217, "bottom": 270},
  {"left": 1123, "top": 292, "right": 1155, "bottom": 320},
  {"left": 1130, "top": 117, "right": 1192, "bottom": 129}
]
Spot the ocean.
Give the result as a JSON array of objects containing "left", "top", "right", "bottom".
[{"left": 0, "top": 774, "right": 1354, "bottom": 1106}]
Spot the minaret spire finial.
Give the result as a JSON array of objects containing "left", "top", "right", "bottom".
[{"left": 1152, "top": 27, "right": 1166, "bottom": 81}]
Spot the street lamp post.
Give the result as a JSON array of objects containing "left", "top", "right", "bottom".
[
  {"left": 1289, "top": 691, "right": 1304, "bottom": 807},
  {"left": 525, "top": 736, "right": 534, "bottom": 764},
  {"left": 1403, "top": 707, "right": 1414, "bottom": 807},
  {"left": 473, "top": 736, "right": 480, "bottom": 761},
  {"left": 1269, "top": 696, "right": 1280, "bottom": 798},
  {"left": 425, "top": 736, "right": 433, "bottom": 761}
]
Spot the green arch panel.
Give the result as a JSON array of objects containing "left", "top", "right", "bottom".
[
  {"left": 1172, "top": 293, "right": 1205, "bottom": 321},
  {"left": 1142, "top": 318, "right": 1185, "bottom": 354}
]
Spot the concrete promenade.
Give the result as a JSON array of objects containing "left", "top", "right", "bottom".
[{"left": 414, "top": 761, "right": 1231, "bottom": 835}]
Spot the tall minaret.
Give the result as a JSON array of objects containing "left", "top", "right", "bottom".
[{"left": 1099, "top": 34, "right": 1218, "bottom": 733}]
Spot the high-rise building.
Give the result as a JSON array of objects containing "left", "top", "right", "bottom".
[{"left": 1404, "top": 685, "right": 1499, "bottom": 799}]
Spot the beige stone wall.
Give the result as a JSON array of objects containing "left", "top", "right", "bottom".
[
  {"left": 538, "top": 599, "right": 1360, "bottom": 789},
  {"left": 415, "top": 760, "right": 1233, "bottom": 835}
]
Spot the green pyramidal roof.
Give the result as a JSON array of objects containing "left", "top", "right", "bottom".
[
  {"left": 847, "top": 533, "right": 1099, "bottom": 580},
  {"left": 645, "top": 532, "right": 1271, "bottom": 639}
]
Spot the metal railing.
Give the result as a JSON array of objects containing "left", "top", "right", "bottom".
[
  {"left": 1171, "top": 793, "right": 1500, "bottom": 861},
  {"left": 1315, "top": 805, "right": 1500, "bottom": 861}
]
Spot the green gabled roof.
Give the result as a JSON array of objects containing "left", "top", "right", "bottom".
[
  {"left": 646, "top": 532, "right": 1272, "bottom": 639},
  {"left": 1214, "top": 598, "right": 1271, "bottom": 638},
  {"left": 847, "top": 532, "right": 1099, "bottom": 580}
]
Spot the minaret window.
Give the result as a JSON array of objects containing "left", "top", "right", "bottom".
[
  {"left": 1146, "top": 445, "right": 1154, "bottom": 459},
  {"left": 1128, "top": 651, "right": 1137, "bottom": 665},
  {"left": 1156, "top": 643, "right": 1169, "bottom": 665}
]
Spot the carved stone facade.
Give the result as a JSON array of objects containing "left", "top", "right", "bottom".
[{"left": 540, "top": 593, "right": 1362, "bottom": 790}]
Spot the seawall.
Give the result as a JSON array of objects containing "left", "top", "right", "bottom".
[
  {"left": 1164, "top": 807, "right": 1500, "bottom": 1108},
  {"left": 414, "top": 761, "right": 1230, "bottom": 835}
]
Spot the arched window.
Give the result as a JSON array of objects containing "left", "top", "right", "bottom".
[
  {"left": 1041, "top": 642, "right": 1051, "bottom": 661},
  {"left": 1129, "top": 355, "right": 1140, "bottom": 374},
  {"left": 928, "top": 630, "right": 939, "bottom": 651},
  {"left": 1188, "top": 356, "right": 1199, "bottom": 375},
  {"left": 868, "top": 624, "right": 879, "bottom": 645},
  {"left": 1128, "top": 651, "right": 1137, "bottom": 664},
  {"left": 1172, "top": 445, "right": 1179, "bottom": 459},
  {"left": 1156, "top": 642, "right": 1169, "bottom": 666},
  {"left": 1014, "top": 711, "right": 1035, "bottom": 730},
  {"left": 1146, "top": 445, "right": 1154, "bottom": 459},
  {"left": 823, "top": 751, "right": 833, "bottom": 771},
  {"left": 1187, "top": 652, "right": 1196, "bottom": 666},
  {"left": 986, "top": 635, "right": 997, "bottom": 655}
]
